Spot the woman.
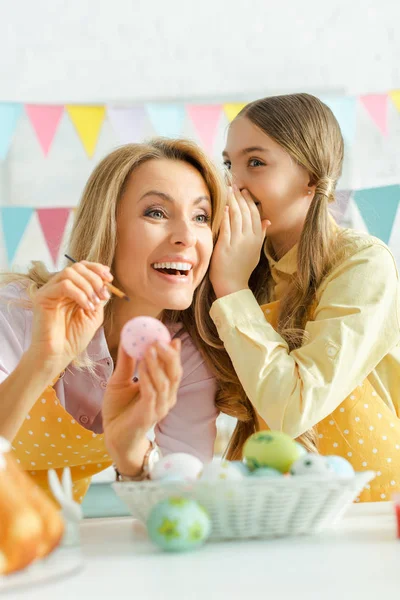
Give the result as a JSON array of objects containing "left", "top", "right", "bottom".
[
  {"left": 0, "top": 138, "right": 231, "bottom": 501},
  {"left": 208, "top": 93, "right": 400, "bottom": 501}
]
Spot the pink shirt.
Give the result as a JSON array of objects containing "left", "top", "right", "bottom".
[{"left": 0, "top": 283, "right": 218, "bottom": 462}]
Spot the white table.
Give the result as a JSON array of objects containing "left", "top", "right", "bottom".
[{"left": 5, "top": 502, "right": 400, "bottom": 600}]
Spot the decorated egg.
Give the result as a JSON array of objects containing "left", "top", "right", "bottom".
[
  {"left": 326, "top": 455, "right": 355, "bottom": 478},
  {"left": 147, "top": 497, "right": 211, "bottom": 552},
  {"left": 290, "top": 454, "right": 335, "bottom": 476},
  {"left": 150, "top": 453, "right": 203, "bottom": 482},
  {"left": 231, "top": 461, "right": 251, "bottom": 476},
  {"left": 121, "top": 316, "right": 171, "bottom": 360},
  {"left": 243, "top": 431, "right": 301, "bottom": 473},
  {"left": 199, "top": 460, "right": 244, "bottom": 482},
  {"left": 249, "top": 467, "right": 283, "bottom": 478}
]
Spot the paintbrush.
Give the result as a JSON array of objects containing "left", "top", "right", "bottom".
[{"left": 64, "top": 254, "right": 130, "bottom": 301}]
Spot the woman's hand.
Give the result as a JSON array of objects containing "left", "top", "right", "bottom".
[
  {"left": 210, "top": 185, "right": 270, "bottom": 299},
  {"left": 28, "top": 261, "right": 113, "bottom": 376},
  {"left": 102, "top": 339, "right": 182, "bottom": 476}
]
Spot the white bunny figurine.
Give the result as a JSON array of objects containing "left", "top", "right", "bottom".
[{"left": 48, "top": 468, "right": 83, "bottom": 547}]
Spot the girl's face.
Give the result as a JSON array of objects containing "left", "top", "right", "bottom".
[
  {"left": 113, "top": 158, "right": 213, "bottom": 317},
  {"left": 223, "top": 117, "right": 313, "bottom": 243}
]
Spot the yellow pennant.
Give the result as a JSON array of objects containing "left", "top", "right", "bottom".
[
  {"left": 389, "top": 90, "right": 400, "bottom": 113},
  {"left": 66, "top": 105, "right": 106, "bottom": 158},
  {"left": 223, "top": 103, "right": 247, "bottom": 122}
]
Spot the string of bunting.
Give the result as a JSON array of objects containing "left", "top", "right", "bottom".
[{"left": 0, "top": 92, "right": 399, "bottom": 160}]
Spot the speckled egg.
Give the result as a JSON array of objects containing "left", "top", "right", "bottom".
[
  {"left": 326, "top": 455, "right": 355, "bottom": 478},
  {"left": 150, "top": 453, "right": 203, "bottom": 482},
  {"left": 147, "top": 497, "right": 211, "bottom": 552},
  {"left": 243, "top": 431, "right": 301, "bottom": 473},
  {"left": 121, "top": 316, "right": 171, "bottom": 360},
  {"left": 199, "top": 460, "right": 244, "bottom": 482},
  {"left": 290, "top": 454, "right": 335, "bottom": 476},
  {"left": 249, "top": 467, "right": 283, "bottom": 478}
]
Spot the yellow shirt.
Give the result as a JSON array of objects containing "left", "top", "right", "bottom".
[{"left": 210, "top": 228, "right": 400, "bottom": 438}]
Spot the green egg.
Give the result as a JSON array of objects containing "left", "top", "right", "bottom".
[
  {"left": 243, "top": 431, "right": 300, "bottom": 473},
  {"left": 147, "top": 497, "right": 211, "bottom": 552}
]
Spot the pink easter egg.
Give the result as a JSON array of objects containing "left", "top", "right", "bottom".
[{"left": 120, "top": 316, "right": 171, "bottom": 360}]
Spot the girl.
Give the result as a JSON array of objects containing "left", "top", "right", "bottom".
[
  {"left": 209, "top": 93, "right": 400, "bottom": 502},
  {"left": 0, "top": 138, "right": 231, "bottom": 501}
]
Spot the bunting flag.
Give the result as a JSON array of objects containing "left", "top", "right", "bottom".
[
  {"left": 322, "top": 96, "right": 357, "bottom": 144},
  {"left": 25, "top": 105, "right": 64, "bottom": 155},
  {"left": 359, "top": 94, "right": 388, "bottom": 136},
  {"left": 0, "top": 207, "right": 34, "bottom": 264},
  {"left": 66, "top": 105, "right": 106, "bottom": 157},
  {"left": 0, "top": 103, "right": 22, "bottom": 160},
  {"left": 37, "top": 208, "right": 71, "bottom": 265},
  {"left": 186, "top": 104, "right": 222, "bottom": 154},
  {"left": 353, "top": 185, "right": 400, "bottom": 244},
  {"left": 146, "top": 104, "right": 185, "bottom": 138},
  {"left": 389, "top": 90, "right": 400, "bottom": 113},
  {"left": 223, "top": 103, "right": 246, "bottom": 123},
  {"left": 107, "top": 106, "right": 146, "bottom": 144}
]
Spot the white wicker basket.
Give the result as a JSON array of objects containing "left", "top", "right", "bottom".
[{"left": 112, "top": 471, "right": 374, "bottom": 540}]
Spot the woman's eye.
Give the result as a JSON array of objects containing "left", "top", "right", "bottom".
[
  {"left": 194, "top": 213, "right": 211, "bottom": 224},
  {"left": 248, "top": 158, "right": 264, "bottom": 168},
  {"left": 145, "top": 208, "right": 166, "bottom": 219},
  {"left": 223, "top": 161, "right": 231, "bottom": 171}
]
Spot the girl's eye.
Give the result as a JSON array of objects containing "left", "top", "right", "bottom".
[
  {"left": 145, "top": 208, "right": 166, "bottom": 219},
  {"left": 223, "top": 161, "right": 231, "bottom": 171},
  {"left": 194, "top": 213, "right": 211, "bottom": 224},
  {"left": 248, "top": 158, "right": 265, "bottom": 168}
]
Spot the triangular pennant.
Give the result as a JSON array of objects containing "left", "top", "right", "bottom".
[
  {"left": 66, "top": 105, "right": 106, "bottom": 157},
  {"left": 0, "top": 207, "right": 34, "bottom": 264},
  {"left": 146, "top": 104, "right": 185, "bottom": 138},
  {"left": 107, "top": 106, "right": 146, "bottom": 144},
  {"left": 333, "top": 189, "right": 352, "bottom": 224},
  {"left": 186, "top": 105, "right": 223, "bottom": 154},
  {"left": 321, "top": 96, "right": 357, "bottom": 144},
  {"left": 37, "top": 208, "right": 71, "bottom": 266},
  {"left": 0, "top": 103, "right": 23, "bottom": 159},
  {"left": 25, "top": 105, "right": 64, "bottom": 156},
  {"left": 389, "top": 90, "right": 400, "bottom": 113},
  {"left": 354, "top": 185, "right": 400, "bottom": 244},
  {"left": 359, "top": 94, "right": 388, "bottom": 136},
  {"left": 223, "top": 103, "right": 246, "bottom": 123}
]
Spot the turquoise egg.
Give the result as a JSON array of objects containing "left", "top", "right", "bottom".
[
  {"left": 326, "top": 455, "right": 355, "bottom": 478},
  {"left": 147, "top": 497, "right": 211, "bottom": 552},
  {"left": 249, "top": 467, "right": 282, "bottom": 478},
  {"left": 231, "top": 461, "right": 251, "bottom": 476}
]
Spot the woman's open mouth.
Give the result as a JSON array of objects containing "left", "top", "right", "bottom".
[{"left": 151, "top": 261, "right": 193, "bottom": 281}]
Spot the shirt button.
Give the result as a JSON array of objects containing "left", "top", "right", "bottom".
[
  {"left": 100, "top": 380, "right": 108, "bottom": 389},
  {"left": 79, "top": 415, "right": 89, "bottom": 425},
  {"left": 327, "top": 346, "right": 336, "bottom": 357}
]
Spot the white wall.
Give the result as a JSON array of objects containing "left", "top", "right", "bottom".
[{"left": 0, "top": 0, "right": 399, "bottom": 104}]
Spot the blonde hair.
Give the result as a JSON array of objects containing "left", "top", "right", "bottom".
[
  {"left": 1, "top": 139, "right": 259, "bottom": 456},
  {"left": 222, "top": 93, "right": 344, "bottom": 454}
]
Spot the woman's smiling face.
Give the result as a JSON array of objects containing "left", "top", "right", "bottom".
[{"left": 113, "top": 158, "right": 214, "bottom": 317}]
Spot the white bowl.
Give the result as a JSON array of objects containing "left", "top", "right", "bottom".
[{"left": 112, "top": 471, "right": 375, "bottom": 540}]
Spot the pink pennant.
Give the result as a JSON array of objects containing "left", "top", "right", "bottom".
[
  {"left": 37, "top": 208, "right": 71, "bottom": 265},
  {"left": 25, "top": 105, "right": 64, "bottom": 155},
  {"left": 187, "top": 105, "right": 222, "bottom": 154},
  {"left": 360, "top": 94, "right": 388, "bottom": 136}
]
